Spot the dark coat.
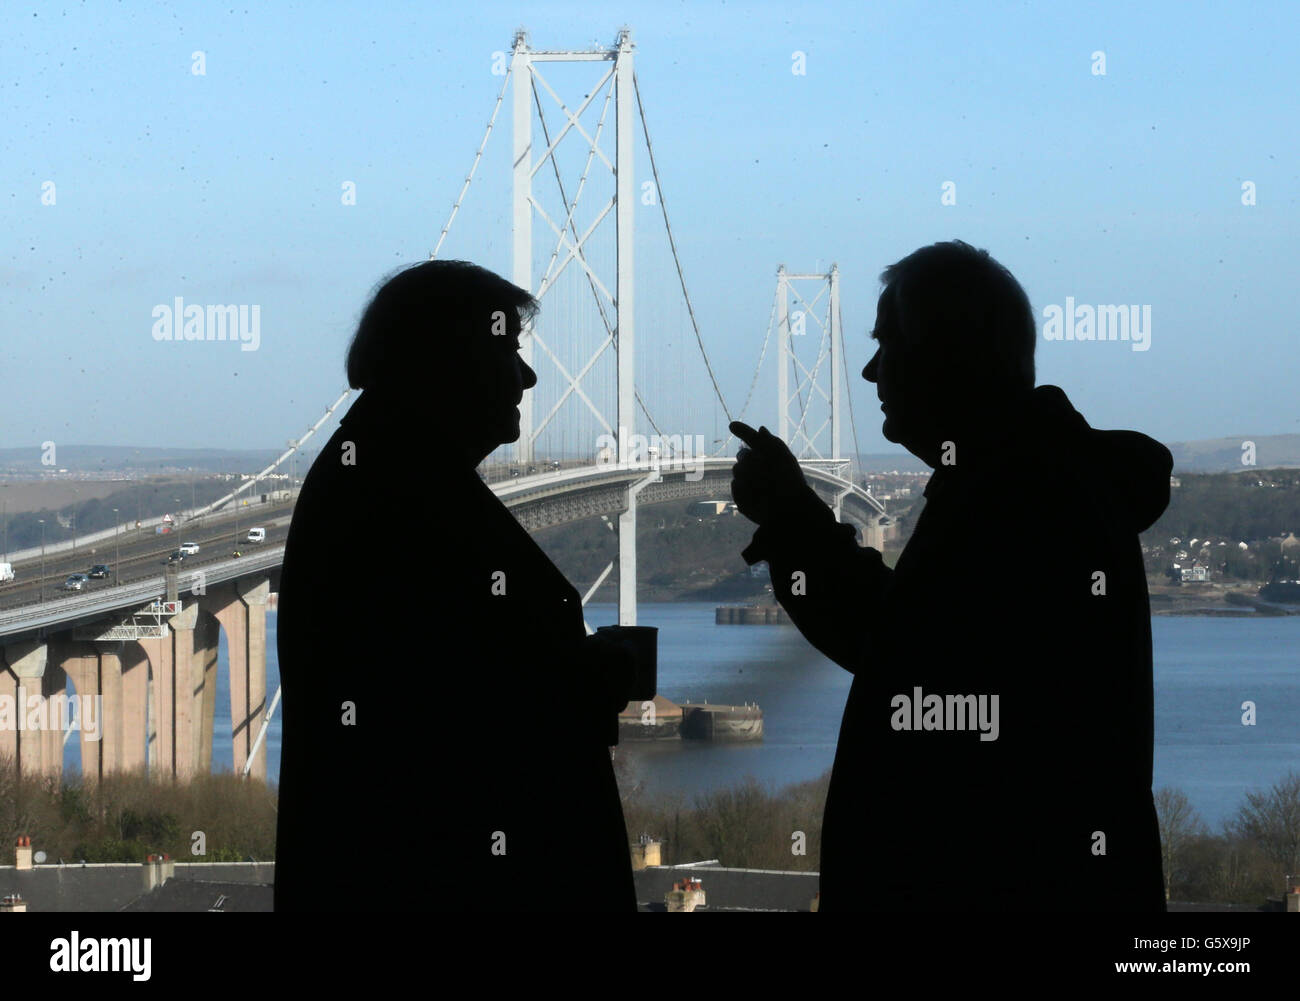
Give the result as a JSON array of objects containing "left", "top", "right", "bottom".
[
  {"left": 274, "top": 392, "right": 636, "bottom": 911},
  {"left": 742, "top": 385, "right": 1170, "bottom": 910}
]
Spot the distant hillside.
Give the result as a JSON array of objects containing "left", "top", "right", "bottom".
[
  {"left": 852, "top": 434, "right": 1300, "bottom": 475},
  {"left": 5, "top": 430, "right": 1297, "bottom": 477},
  {"left": 0, "top": 445, "right": 320, "bottom": 475},
  {"left": 1165, "top": 434, "right": 1300, "bottom": 473}
]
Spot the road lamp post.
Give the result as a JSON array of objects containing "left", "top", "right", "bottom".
[
  {"left": 113, "top": 507, "right": 120, "bottom": 582},
  {"left": 38, "top": 519, "right": 45, "bottom": 603}
]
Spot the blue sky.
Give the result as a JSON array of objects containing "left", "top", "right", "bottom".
[{"left": 2, "top": 1, "right": 1297, "bottom": 455}]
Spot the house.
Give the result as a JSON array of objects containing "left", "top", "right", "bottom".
[{"left": 0, "top": 837, "right": 274, "bottom": 912}]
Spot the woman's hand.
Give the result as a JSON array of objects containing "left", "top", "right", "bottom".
[{"left": 580, "top": 631, "right": 637, "bottom": 715}]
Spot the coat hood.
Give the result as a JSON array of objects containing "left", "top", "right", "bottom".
[
  {"left": 923, "top": 384, "right": 1172, "bottom": 535},
  {"left": 1024, "top": 384, "right": 1173, "bottom": 534}
]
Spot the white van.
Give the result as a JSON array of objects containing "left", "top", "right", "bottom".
[
  {"left": 246, "top": 528, "right": 266, "bottom": 544},
  {"left": 0, "top": 563, "right": 13, "bottom": 583}
]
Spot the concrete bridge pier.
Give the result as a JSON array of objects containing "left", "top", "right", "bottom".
[
  {"left": 204, "top": 577, "right": 270, "bottom": 781},
  {"left": 140, "top": 600, "right": 197, "bottom": 780},
  {"left": 82, "top": 640, "right": 150, "bottom": 778},
  {"left": 167, "top": 601, "right": 202, "bottom": 780},
  {"left": 194, "top": 611, "right": 221, "bottom": 775},
  {"left": 0, "top": 574, "right": 273, "bottom": 785},
  {"left": 1, "top": 640, "right": 53, "bottom": 776},
  {"left": 142, "top": 635, "right": 161, "bottom": 774},
  {"left": 117, "top": 643, "right": 150, "bottom": 773},
  {"left": 864, "top": 515, "right": 886, "bottom": 552},
  {"left": 93, "top": 643, "right": 124, "bottom": 777}
]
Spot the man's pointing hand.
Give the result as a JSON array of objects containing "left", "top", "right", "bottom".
[{"left": 730, "top": 420, "right": 817, "bottom": 528}]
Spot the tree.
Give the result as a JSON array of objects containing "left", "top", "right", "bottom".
[
  {"left": 692, "top": 777, "right": 773, "bottom": 867},
  {"left": 1227, "top": 770, "right": 1300, "bottom": 892},
  {"left": 1154, "top": 786, "right": 1205, "bottom": 900}
]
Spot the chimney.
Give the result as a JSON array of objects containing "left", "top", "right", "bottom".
[
  {"left": 0, "top": 894, "right": 26, "bottom": 913},
  {"left": 143, "top": 853, "right": 175, "bottom": 892},
  {"left": 630, "top": 836, "right": 662, "bottom": 871},
  {"left": 665, "top": 876, "right": 705, "bottom": 912},
  {"left": 15, "top": 837, "right": 32, "bottom": 871}
]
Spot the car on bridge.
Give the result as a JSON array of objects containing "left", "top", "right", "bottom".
[
  {"left": 166, "top": 550, "right": 187, "bottom": 565},
  {"left": 179, "top": 542, "right": 200, "bottom": 555},
  {"left": 87, "top": 565, "right": 111, "bottom": 579},
  {"left": 246, "top": 528, "right": 265, "bottom": 543},
  {"left": 63, "top": 574, "right": 90, "bottom": 591},
  {"left": 0, "top": 563, "right": 13, "bottom": 583}
]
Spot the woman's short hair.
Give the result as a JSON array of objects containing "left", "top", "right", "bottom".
[{"left": 346, "top": 260, "right": 539, "bottom": 391}]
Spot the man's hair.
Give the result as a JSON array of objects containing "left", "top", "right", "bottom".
[
  {"left": 880, "top": 240, "right": 1035, "bottom": 391},
  {"left": 346, "top": 260, "right": 539, "bottom": 391}
]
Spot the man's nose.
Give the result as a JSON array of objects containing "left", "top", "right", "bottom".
[
  {"left": 863, "top": 349, "right": 879, "bottom": 383},
  {"left": 520, "top": 359, "right": 538, "bottom": 390}
]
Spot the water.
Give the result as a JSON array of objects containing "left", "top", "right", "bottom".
[
  {"left": 64, "top": 604, "right": 1300, "bottom": 829},
  {"left": 1150, "top": 616, "right": 1300, "bottom": 828},
  {"left": 211, "top": 612, "right": 282, "bottom": 782},
  {"left": 590, "top": 603, "right": 852, "bottom": 800},
  {"left": 587, "top": 603, "right": 1299, "bottom": 830}
]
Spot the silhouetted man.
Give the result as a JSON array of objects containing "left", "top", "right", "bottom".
[
  {"left": 275, "top": 260, "right": 636, "bottom": 911},
  {"left": 732, "top": 240, "right": 1169, "bottom": 910}
]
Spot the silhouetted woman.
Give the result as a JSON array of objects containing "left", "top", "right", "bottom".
[{"left": 275, "top": 261, "right": 636, "bottom": 911}]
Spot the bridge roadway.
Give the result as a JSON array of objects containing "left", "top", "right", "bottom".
[
  {"left": 0, "top": 457, "right": 884, "bottom": 641},
  {"left": 0, "top": 458, "right": 884, "bottom": 783},
  {"left": 0, "top": 501, "right": 295, "bottom": 625},
  {"left": 495, "top": 456, "right": 886, "bottom": 537}
]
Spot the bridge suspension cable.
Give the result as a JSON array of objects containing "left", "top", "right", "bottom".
[
  {"left": 633, "top": 71, "right": 734, "bottom": 428},
  {"left": 529, "top": 79, "right": 665, "bottom": 441},
  {"left": 416, "top": 50, "right": 793, "bottom": 458},
  {"left": 189, "top": 390, "right": 351, "bottom": 520},
  {"left": 795, "top": 325, "right": 830, "bottom": 455},
  {"left": 714, "top": 281, "right": 779, "bottom": 455},
  {"left": 430, "top": 64, "right": 514, "bottom": 261},
  {"left": 421, "top": 57, "right": 757, "bottom": 453},
  {"left": 838, "top": 302, "right": 862, "bottom": 475}
]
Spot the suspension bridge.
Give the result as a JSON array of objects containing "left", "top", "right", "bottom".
[{"left": 0, "top": 28, "right": 886, "bottom": 785}]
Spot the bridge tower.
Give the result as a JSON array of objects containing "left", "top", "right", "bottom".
[
  {"left": 509, "top": 29, "right": 643, "bottom": 625},
  {"left": 776, "top": 264, "right": 846, "bottom": 469}
]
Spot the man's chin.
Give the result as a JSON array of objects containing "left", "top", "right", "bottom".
[{"left": 881, "top": 416, "right": 925, "bottom": 459}]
